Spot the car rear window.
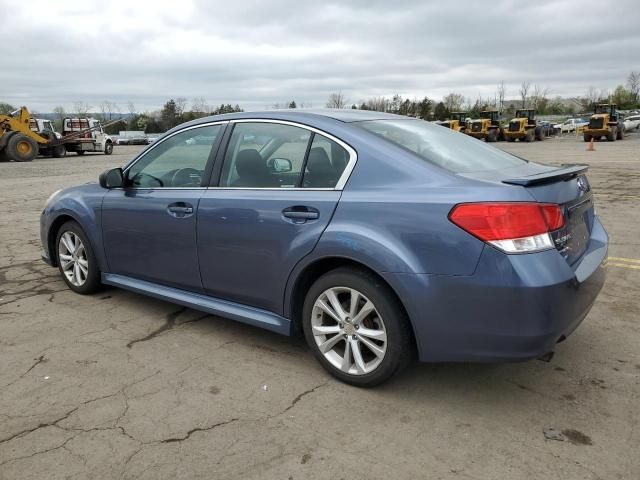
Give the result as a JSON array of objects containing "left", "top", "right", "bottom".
[{"left": 356, "top": 119, "right": 528, "bottom": 173}]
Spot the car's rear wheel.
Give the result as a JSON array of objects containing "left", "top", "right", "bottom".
[
  {"left": 302, "top": 268, "right": 413, "bottom": 387},
  {"left": 56, "top": 221, "right": 101, "bottom": 294}
]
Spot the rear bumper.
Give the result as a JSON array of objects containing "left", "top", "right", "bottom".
[{"left": 385, "top": 217, "right": 608, "bottom": 362}]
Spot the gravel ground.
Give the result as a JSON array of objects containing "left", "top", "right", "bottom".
[{"left": 1, "top": 133, "right": 639, "bottom": 479}]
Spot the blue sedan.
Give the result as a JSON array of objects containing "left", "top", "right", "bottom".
[{"left": 40, "top": 110, "right": 608, "bottom": 386}]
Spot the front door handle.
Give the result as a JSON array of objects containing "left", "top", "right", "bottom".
[
  {"left": 282, "top": 206, "right": 319, "bottom": 222},
  {"left": 167, "top": 202, "right": 194, "bottom": 217}
]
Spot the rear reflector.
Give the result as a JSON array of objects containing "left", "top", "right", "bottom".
[{"left": 449, "top": 202, "right": 565, "bottom": 253}]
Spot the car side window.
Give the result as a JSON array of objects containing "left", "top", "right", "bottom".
[
  {"left": 126, "top": 125, "right": 222, "bottom": 188},
  {"left": 219, "top": 123, "right": 311, "bottom": 188},
  {"left": 302, "top": 134, "right": 349, "bottom": 188}
]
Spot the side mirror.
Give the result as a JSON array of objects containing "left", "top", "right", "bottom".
[
  {"left": 99, "top": 168, "right": 124, "bottom": 189},
  {"left": 268, "top": 157, "right": 292, "bottom": 173}
]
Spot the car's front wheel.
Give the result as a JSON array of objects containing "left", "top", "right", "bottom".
[
  {"left": 55, "top": 221, "right": 101, "bottom": 294},
  {"left": 302, "top": 268, "right": 413, "bottom": 387}
]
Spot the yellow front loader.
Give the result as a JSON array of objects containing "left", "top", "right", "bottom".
[
  {"left": 583, "top": 104, "right": 624, "bottom": 142},
  {"left": 504, "top": 109, "right": 544, "bottom": 142},
  {"left": 466, "top": 110, "right": 504, "bottom": 142},
  {"left": 0, "top": 106, "right": 50, "bottom": 162},
  {"left": 438, "top": 112, "right": 468, "bottom": 133}
]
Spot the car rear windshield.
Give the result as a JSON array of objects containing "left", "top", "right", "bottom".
[{"left": 356, "top": 119, "right": 528, "bottom": 173}]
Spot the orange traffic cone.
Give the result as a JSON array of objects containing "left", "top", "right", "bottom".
[{"left": 587, "top": 137, "right": 595, "bottom": 151}]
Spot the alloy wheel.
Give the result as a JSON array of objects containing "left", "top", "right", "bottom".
[
  {"left": 311, "top": 287, "right": 387, "bottom": 375},
  {"left": 58, "top": 231, "right": 89, "bottom": 287}
]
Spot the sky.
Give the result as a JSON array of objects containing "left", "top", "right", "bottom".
[{"left": 1, "top": 0, "right": 639, "bottom": 113}]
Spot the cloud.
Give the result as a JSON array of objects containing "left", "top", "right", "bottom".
[{"left": 1, "top": 0, "right": 638, "bottom": 112}]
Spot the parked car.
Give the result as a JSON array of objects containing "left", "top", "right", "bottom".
[
  {"left": 115, "top": 137, "right": 130, "bottom": 145},
  {"left": 40, "top": 110, "right": 607, "bottom": 387},
  {"left": 553, "top": 117, "right": 589, "bottom": 134},
  {"left": 623, "top": 114, "right": 640, "bottom": 131},
  {"left": 536, "top": 120, "right": 554, "bottom": 137}
]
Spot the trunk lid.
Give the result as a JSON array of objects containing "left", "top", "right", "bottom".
[{"left": 464, "top": 163, "right": 594, "bottom": 266}]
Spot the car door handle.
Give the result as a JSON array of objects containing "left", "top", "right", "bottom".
[
  {"left": 282, "top": 206, "right": 319, "bottom": 222},
  {"left": 167, "top": 202, "right": 194, "bottom": 217}
]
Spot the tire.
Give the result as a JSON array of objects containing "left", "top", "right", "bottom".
[
  {"left": 302, "top": 267, "right": 413, "bottom": 387},
  {"left": 583, "top": 133, "right": 591, "bottom": 142},
  {"left": 6, "top": 134, "right": 38, "bottom": 162},
  {"left": 53, "top": 144, "right": 66, "bottom": 158},
  {"left": 77, "top": 150, "right": 86, "bottom": 155},
  {"left": 507, "top": 136, "right": 515, "bottom": 142},
  {"left": 524, "top": 129, "right": 534, "bottom": 142},
  {"left": 104, "top": 142, "right": 113, "bottom": 155},
  {"left": 535, "top": 126, "right": 543, "bottom": 141},
  {"left": 0, "top": 149, "right": 9, "bottom": 162},
  {"left": 617, "top": 126, "right": 624, "bottom": 140},
  {"left": 55, "top": 221, "right": 101, "bottom": 294},
  {"left": 607, "top": 127, "right": 616, "bottom": 141},
  {"left": 486, "top": 130, "right": 497, "bottom": 142}
]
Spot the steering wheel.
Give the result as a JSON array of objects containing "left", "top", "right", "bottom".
[{"left": 170, "top": 168, "right": 202, "bottom": 187}]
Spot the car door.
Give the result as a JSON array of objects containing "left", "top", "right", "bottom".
[
  {"left": 197, "top": 120, "right": 355, "bottom": 314},
  {"left": 102, "top": 122, "right": 226, "bottom": 291}
]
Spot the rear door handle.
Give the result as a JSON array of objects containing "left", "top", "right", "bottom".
[
  {"left": 282, "top": 206, "right": 319, "bottom": 222},
  {"left": 167, "top": 202, "right": 194, "bottom": 217}
]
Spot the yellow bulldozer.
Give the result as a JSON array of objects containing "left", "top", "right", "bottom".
[
  {"left": 466, "top": 110, "right": 504, "bottom": 142},
  {"left": 437, "top": 112, "right": 468, "bottom": 133},
  {"left": 0, "top": 106, "right": 50, "bottom": 162},
  {"left": 504, "top": 109, "right": 545, "bottom": 142},
  {"left": 583, "top": 103, "right": 625, "bottom": 142}
]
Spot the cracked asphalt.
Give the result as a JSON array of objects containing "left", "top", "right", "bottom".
[{"left": 1, "top": 135, "right": 639, "bottom": 479}]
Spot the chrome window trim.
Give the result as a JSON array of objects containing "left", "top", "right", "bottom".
[
  {"left": 122, "top": 121, "right": 229, "bottom": 177},
  {"left": 119, "top": 118, "right": 357, "bottom": 192},
  {"left": 212, "top": 118, "right": 357, "bottom": 191}
]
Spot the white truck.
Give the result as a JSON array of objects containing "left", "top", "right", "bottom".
[
  {"left": 29, "top": 118, "right": 66, "bottom": 157},
  {"left": 553, "top": 118, "right": 589, "bottom": 134},
  {"left": 62, "top": 118, "right": 114, "bottom": 155}
]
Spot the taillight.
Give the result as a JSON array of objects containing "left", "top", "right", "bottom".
[{"left": 449, "top": 202, "right": 565, "bottom": 253}]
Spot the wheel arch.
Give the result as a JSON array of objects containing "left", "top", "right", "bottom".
[
  {"left": 47, "top": 214, "right": 80, "bottom": 266},
  {"left": 285, "top": 256, "right": 417, "bottom": 350}
]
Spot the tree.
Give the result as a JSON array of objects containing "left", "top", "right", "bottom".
[
  {"left": 433, "top": 102, "right": 448, "bottom": 121},
  {"left": 73, "top": 101, "right": 91, "bottom": 118},
  {"left": 160, "top": 99, "right": 178, "bottom": 130},
  {"left": 580, "top": 86, "right": 606, "bottom": 112},
  {"left": 496, "top": 81, "right": 505, "bottom": 115},
  {"left": 627, "top": 71, "right": 639, "bottom": 105},
  {"left": 99, "top": 101, "right": 118, "bottom": 121},
  {"left": 519, "top": 82, "right": 530, "bottom": 108},
  {"left": 288, "top": 100, "right": 297, "bottom": 109},
  {"left": 417, "top": 97, "right": 433, "bottom": 119},
  {"left": 191, "top": 96, "right": 210, "bottom": 114},
  {"left": 0, "top": 102, "right": 15, "bottom": 115},
  {"left": 52, "top": 105, "right": 66, "bottom": 131},
  {"left": 326, "top": 91, "right": 347, "bottom": 109},
  {"left": 530, "top": 85, "right": 549, "bottom": 113},
  {"left": 175, "top": 97, "right": 188, "bottom": 122},
  {"left": 443, "top": 93, "right": 465, "bottom": 113},
  {"left": 612, "top": 85, "right": 633, "bottom": 109}
]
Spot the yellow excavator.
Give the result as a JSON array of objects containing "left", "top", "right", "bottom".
[{"left": 0, "top": 106, "right": 50, "bottom": 162}]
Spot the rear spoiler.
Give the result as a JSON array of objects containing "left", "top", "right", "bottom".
[{"left": 502, "top": 164, "right": 588, "bottom": 187}]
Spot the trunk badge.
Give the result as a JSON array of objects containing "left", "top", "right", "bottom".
[{"left": 577, "top": 176, "right": 590, "bottom": 192}]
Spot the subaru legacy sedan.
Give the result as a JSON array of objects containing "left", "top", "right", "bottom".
[{"left": 41, "top": 110, "right": 607, "bottom": 387}]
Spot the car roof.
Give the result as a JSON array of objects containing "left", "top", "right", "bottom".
[{"left": 182, "top": 108, "right": 406, "bottom": 127}]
